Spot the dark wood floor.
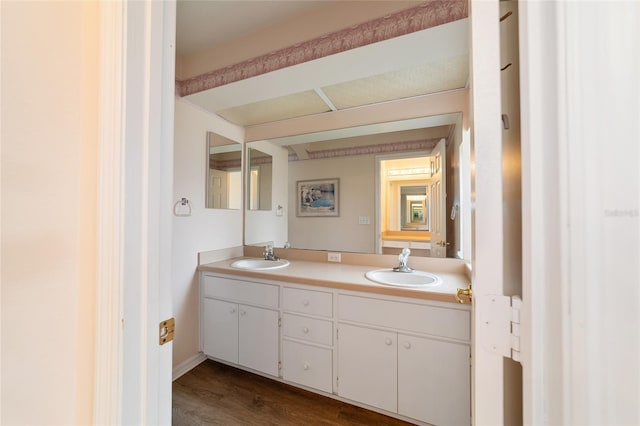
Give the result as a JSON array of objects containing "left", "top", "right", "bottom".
[{"left": 173, "top": 360, "right": 414, "bottom": 426}]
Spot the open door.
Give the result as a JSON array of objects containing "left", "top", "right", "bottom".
[
  {"left": 95, "top": 1, "right": 176, "bottom": 424},
  {"left": 469, "top": 0, "right": 523, "bottom": 424},
  {"left": 429, "top": 138, "right": 447, "bottom": 257}
]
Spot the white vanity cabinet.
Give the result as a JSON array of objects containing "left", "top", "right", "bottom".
[
  {"left": 337, "top": 293, "right": 471, "bottom": 425},
  {"left": 281, "top": 286, "right": 334, "bottom": 393},
  {"left": 201, "top": 274, "right": 279, "bottom": 377},
  {"left": 199, "top": 269, "right": 471, "bottom": 425}
]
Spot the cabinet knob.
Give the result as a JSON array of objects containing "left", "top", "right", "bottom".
[
  {"left": 230, "top": 308, "right": 236, "bottom": 314},
  {"left": 385, "top": 338, "right": 393, "bottom": 346},
  {"left": 303, "top": 362, "right": 310, "bottom": 371},
  {"left": 302, "top": 326, "right": 309, "bottom": 334},
  {"left": 239, "top": 309, "right": 246, "bottom": 316},
  {"left": 302, "top": 300, "right": 310, "bottom": 307},
  {"left": 403, "top": 341, "right": 412, "bottom": 349}
]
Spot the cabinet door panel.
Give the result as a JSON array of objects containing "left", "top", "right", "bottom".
[
  {"left": 202, "top": 298, "right": 238, "bottom": 364},
  {"left": 337, "top": 323, "right": 397, "bottom": 413},
  {"left": 238, "top": 304, "right": 279, "bottom": 377},
  {"left": 398, "top": 334, "right": 470, "bottom": 425}
]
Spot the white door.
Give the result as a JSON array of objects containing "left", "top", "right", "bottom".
[
  {"left": 95, "top": 1, "right": 176, "bottom": 424},
  {"left": 208, "top": 169, "right": 228, "bottom": 208},
  {"left": 469, "top": 0, "right": 521, "bottom": 424},
  {"left": 429, "top": 138, "right": 447, "bottom": 257}
]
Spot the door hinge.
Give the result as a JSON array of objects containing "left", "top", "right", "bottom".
[
  {"left": 278, "top": 317, "right": 282, "bottom": 327},
  {"left": 278, "top": 361, "right": 282, "bottom": 370},
  {"left": 159, "top": 317, "right": 175, "bottom": 345},
  {"left": 336, "top": 328, "right": 338, "bottom": 340},
  {"left": 511, "top": 296, "right": 522, "bottom": 362},
  {"left": 478, "top": 295, "right": 522, "bottom": 363}
]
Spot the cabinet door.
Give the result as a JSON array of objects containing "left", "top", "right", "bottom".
[
  {"left": 238, "top": 304, "right": 279, "bottom": 377},
  {"left": 398, "top": 334, "right": 470, "bottom": 425},
  {"left": 202, "top": 298, "right": 238, "bottom": 364},
  {"left": 337, "top": 323, "right": 397, "bottom": 413}
]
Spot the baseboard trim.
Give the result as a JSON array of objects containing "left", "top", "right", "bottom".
[{"left": 172, "top": 352, "right": 207, "bottom": 381}]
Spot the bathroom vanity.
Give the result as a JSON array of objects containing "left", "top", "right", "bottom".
[{"left": 199, "top": 255, "right": 471, "bottom": 425}]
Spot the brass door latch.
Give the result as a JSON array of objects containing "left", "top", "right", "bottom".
[
  {"left": 455, "top": 286, "right": 473, "bottom": 304},
  {"left": 159, "top": 318, "right": 175, "bottom": 345}
]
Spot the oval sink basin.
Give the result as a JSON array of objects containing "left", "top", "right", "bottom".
[
  {"left": 230, "top": 258, "right": 290, "bottom": 270},
  {"left": 365, "top": 269, "right": 442, "bottom": 288}
]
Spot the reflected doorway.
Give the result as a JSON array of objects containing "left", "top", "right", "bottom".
[{"left": 376, "top": 139, "right": 447, "bottom": 258}]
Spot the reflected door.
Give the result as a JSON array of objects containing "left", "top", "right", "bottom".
[
  {"left": 208, "top": 170, "right": 227, "bottom": 209},
  {"left": 430, "top": 139, "right": 447, "bottom": 257}
]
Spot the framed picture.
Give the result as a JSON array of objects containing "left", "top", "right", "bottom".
[{"left": 296, "top": 178, "right": 339, "bottom": 217}]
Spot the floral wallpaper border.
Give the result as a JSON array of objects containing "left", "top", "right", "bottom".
[{"left": 176, "top": 1, "right": 468, "bottom": 97}]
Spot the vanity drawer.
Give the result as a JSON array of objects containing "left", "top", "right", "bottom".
[
  {"left": 282, "top": 340, "right": 333, "bottom": 394},
  {"left": 282, "top": 287, "right": 332, "bottom": 318},
  {"left": 201, "top": 275, "right": 279, "bottom": 308},
  {"left": 338, "top": 295, "right": 470, "bottom": 342},
  {"left": 282, "top": 313, "right": 333, "bottom": 346}
]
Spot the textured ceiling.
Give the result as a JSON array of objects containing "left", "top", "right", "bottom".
[{"left": 178, "top": 2, "right": 469, "bottom": 149}]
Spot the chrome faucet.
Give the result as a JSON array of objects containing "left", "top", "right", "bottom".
[
  {"left": 393, "top": 248, "right": 414, "bottom": 273},
  {"left": 263, "top": 244, "right": 279, "bottom": 261}
]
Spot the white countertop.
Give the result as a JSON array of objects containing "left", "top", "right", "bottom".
[{"left": 199, "top": 256, "right": 471, "bottom": 304}]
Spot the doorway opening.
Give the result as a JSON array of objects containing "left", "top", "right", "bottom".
[{"left": 376, "top": 139, "right": 447, "bottom": 258}]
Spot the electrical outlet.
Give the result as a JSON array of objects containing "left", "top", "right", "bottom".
[{"left": 327, "top": 252, "right": 341, "bottom": 262}]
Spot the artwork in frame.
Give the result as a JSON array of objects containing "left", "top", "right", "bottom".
[{"left": 296, "top": 178, "right": 340, "bottom": 217}]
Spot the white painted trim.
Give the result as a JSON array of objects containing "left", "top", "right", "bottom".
[
  {"left": 172, "top": 353, "right": 208, "bottom": 381},
  {"left": 94, "top": 1, "right": 124, "bottom": 424},
  {"left": 469, "top": 0, "right": 505, "bottom": 424}
]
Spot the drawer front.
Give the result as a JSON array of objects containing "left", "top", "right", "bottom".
[
  {"left": 282, "top": 313, "right": 333, "bottom": 346},
  {"left": 282, "top": 340, "right": 333, "bottom": 393},
  {"left": 202, "top": 275, "right": 279, "bottom": 308},
  {"left": 338, "top": 294, "right": 470, "bottom": 342},
  {"left": 282, "top": 287, "right": 332, "bottom": 317}
]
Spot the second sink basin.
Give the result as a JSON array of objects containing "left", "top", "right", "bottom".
[
  {"left": 231, "top": 258, "right": 290, "bottom": 270},
  {"left": 365, "top": 269, "right": 442, "bottom": 288}
]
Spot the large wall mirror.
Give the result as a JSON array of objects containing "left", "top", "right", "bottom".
[
  {"left": 247, "top": 148, "right": 273, "bottom": 211},
  {"left": 206, "top": 132, "right": 242, "bottom": 210},
  {"left": 244, "top": 113, "right": 471, "bottom": 260}
]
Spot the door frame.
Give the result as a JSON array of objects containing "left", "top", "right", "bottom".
[{"left": 94, "top": 0, "right": 176, "bottom": 424}]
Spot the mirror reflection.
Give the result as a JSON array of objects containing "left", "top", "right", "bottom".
[
  {"left": 247, "top": 148, "right": 273, "bottom": 211},
  {"left": 206, "top": 132, "right": 242, "bottom": 210},
  {"left": 244, "top": 114, "right": 470, "bottom": 259}
]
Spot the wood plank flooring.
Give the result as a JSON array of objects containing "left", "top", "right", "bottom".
[{"left": 172, "top": 360, "right": 414, "bottom": 425}]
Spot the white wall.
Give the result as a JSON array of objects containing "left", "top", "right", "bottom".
[
  {"left": 1, "top": 1, "right": 99, "bottom": 423},
  {"left": 172, "top": 98, "right": 244, "bottom": 368},
  {"left": 288, "top": 155, "right": 376, "bottom": 253}
]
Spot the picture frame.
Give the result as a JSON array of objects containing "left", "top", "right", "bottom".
[{"left": 296, "top": 178, "right": 339, "bottom": 217}]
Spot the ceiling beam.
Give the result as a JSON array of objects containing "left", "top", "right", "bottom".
[{"left": 244, "top": 88, "right": 469, "bottom": 143}]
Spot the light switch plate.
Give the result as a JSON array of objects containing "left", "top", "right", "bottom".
[{"left": 358, "top": 216, "right": 370, "bottom": 225}]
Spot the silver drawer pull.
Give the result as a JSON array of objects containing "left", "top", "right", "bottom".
[
  {"left": 303, "top": 362, "right": 310, "bottom": 371},
  {"left": 403, "top": 341, "right": 412, "bottom": 349},
  {"left": 302, "top": 326, "right": 309, "bottom": 334},
  {"left": 385, "top": 338, "right": 393, "bottom": 346},
  {"left": 229, "top": 308, "right": 236, "bottom": 314},
  {"left": 302, "top": 299, "right": 310, "bottom": 307}
]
